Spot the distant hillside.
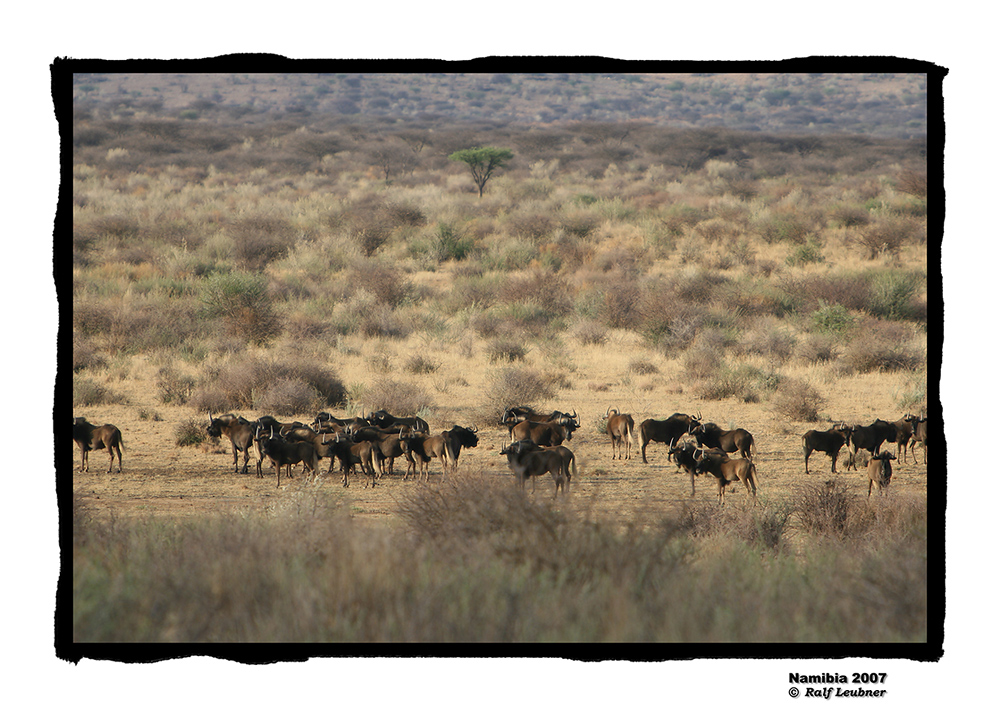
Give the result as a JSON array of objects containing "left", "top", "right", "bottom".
[{"left": 72, "top": 71, "right": 929, "bottom": 138}]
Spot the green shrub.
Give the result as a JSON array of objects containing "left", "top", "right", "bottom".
[
  {"left": 868, "top": 270, "right": 921, "bottom": 321},
  {"left": 785, "top": 237, "right": 825, "bottom": 266},
  {"left": 811, "top": 301, "right": 855, "bottom": 335},
  {"left": 437, "top": 223, "right": 475, "bottom": 260},
  {"left": 200, "top": 271, "right": 281, "bottom": 345}
]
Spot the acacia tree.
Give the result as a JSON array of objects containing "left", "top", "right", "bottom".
[{"left": 448, "top": 146, "right": 514, "bottom": 197}]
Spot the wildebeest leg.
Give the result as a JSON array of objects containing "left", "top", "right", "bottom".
[{"left": 830, "top": 451, "right": 839, "bottom": 473}]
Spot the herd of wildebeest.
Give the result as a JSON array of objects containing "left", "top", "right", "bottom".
[{"left": 71, "top": 405, "right": 930, "bottom": 503}]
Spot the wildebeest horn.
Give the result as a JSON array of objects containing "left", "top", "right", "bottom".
[
  {"left": 471, "top": 425, "right": 478, "bottom": 433},
  {"left": 209, "top": 411, "right": 213, "bottom": 422}
]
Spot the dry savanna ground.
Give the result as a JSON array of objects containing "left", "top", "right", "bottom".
[
  {"left": 69, "top": 96, "right": 932, "bottom": 642},
  {"left": 71, "top": 321, "right": 928, "bottom": 530}
]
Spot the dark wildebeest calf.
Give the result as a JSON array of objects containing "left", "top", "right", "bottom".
[
  {"left": 867, "top": 451, "right": 896, "bottom": 498},
  {"left": 693, "top": 449, "right": 758, "bottom": 506},
  {"left": 73, "top": 417, "right": 124, "bottom": 473}
]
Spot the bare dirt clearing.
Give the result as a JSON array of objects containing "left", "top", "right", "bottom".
[{"left": 71, "top": 350, "right": 929, "bottom": 529}]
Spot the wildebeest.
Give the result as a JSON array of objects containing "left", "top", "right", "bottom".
[
  {"left": 846, "top": 419, "right": 895, "bottom": 471},
  {"left": 500, "top": 440, "right": 576, "bottom": 497},
  {"left": 638, "top": 412, "right": 702, "bottom": 464},
  {"left": 398, "top": 431, "right": 449, "bottom": 481},
  {"left": 906, "top": 414, "right": 928, "bottom": 464},
  {"left": 690, "top": 422, "right": 755, "bottom": 461},
  {"left": 258, "top": 430, "right": 319, "bottom": 488},
  {"left": 349, "top": 425, "right": 416, "bottom": 476},
  {"left": 73, "top": 417, "right": 124, "bottom": 473},
  {"left": 802, "top": 423, "right": 853, "bottom": 474},
  {"left": 604, "top": 407, "right": 635, "bottom": 460},
  {"left": 867, "top": 451, "right": 896, "bottom": 497},
  {"left": 206, "top": 412, "right": 256, "bottom": 474},
  {"left": 321, "top": 432, "right": 379, "bottom": 487},
  {"left": 441, "top": 425, "right": 479, "bottom": 469},
  {"left": 693, "top": 449, "right": 758, "bottom": 506},
  {"left": 501, "top": 406, "right": 577, "bottom": 438},
  {"left": 510, "top": 418, "right": 577, "bottom": 446},
  {"left": 256, "top": 415, "right": 308, "bottom": 437},
  {"left": 668, "top": 440, "right": 726, "bottom": 496},
  {"left": 889, "top": 416, "right": 916, "bottom": 463},
  {"left": 367, "top": 409, "right": 430, "bottom": 435}
]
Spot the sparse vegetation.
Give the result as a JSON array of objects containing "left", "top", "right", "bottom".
[{"left": 69, "top": 71, "right": 932, "bottom": 649}]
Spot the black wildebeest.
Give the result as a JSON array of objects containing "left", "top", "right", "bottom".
[
  {"left": 693, "top": 449, "right": 758, "bottom": 506},
  {"left": 638, "top": 412, "right": 702, "bottom": 464},
  {"left": 668, "top": 440, "right": 726, "bottom": 496},
  {"left": 501, "top": 406, "right": 577, "bottom": 438},
  {"left": 846, "top": 419, "right": 895, "bottom": 471},
  {"left": 905, "top": 414, "right": 928, "bottom": 464},
  {"left": 888, "top": 416, "right": 916, "bottom": 463},
  {"left": 321, "top": 433, "right": 379, "bottom": 487},
  {"left": 690, "top": 422, "right": 755, "bottom": 461},
  {"left": 500, "top": 440, "right": 576, "bottom": 497},
  {"left": 399, "top": 431, "right": 451, "bottom": 481},
  {"left": 367, "top": 409, "right": 430, "bottom": 435},
  {"left": 206, "top": 412, "right": 255, "bottom": 474},
  {"left": 802, "top": 423, "right": 853, "bottom": 474},
  {"left": 604, "top": 407, "right": 635, "bottom": 460},
  {"left": 348, "top": 424, "right": 415, "bottom": 477},
  {"left": 258, "top": 430, "right": 320, "bottom": 488},
  {"left": 510, "top": 418, "right": 577, "bottom": 446},
  {"left": 441, "top": 425, "right": 479, "bottom": 469},
  {"left": 73, "top": 417, "right": 124, "bottom": 473},
  {"left": 867, "top": 451, "right": 896, "bottom": 498}
]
